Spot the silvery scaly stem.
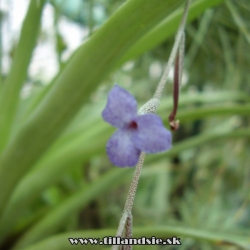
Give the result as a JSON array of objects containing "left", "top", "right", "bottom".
[
  {"left": 112, "top": 1, "right": 191, "bottom": 249},
  {"left": 112, "top": 154, "right": 145, "bottom": 250},
  {"left": 123, "top": 214, "right": 133, "bottom": 250},
  {"left": 154, "top": 0, "right": 191, "bottom": 100}
]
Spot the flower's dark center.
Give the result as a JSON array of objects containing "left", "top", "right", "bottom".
[{"left": 128, "top": 121, "right": 138, "bottom": 130}]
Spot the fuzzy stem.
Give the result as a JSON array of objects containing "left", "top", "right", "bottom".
[
  {"left": 124, "top": 213, "right": 133, "bottom": 250},
  {"left": 112, "top": 153, "right": 145, "bottom": 249},
  {"left": 112, "top": 1, "right": 191, "bottom": 249},
  {"left": 153, "top": 0, "right": 191, "bottom": 100},
  {"left": 124, "top": 153, "right": 146, "bottom": 211}
]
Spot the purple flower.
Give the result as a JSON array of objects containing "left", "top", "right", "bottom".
[{"left": 102, "top": 85, "right": 172, "bottom": 167}]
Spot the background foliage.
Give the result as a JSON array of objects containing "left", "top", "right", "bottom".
[{"left": 0, "top": 0, "right": 249, "bottom": 249}]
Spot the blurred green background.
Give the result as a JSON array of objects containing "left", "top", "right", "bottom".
[{"left": 0, "top": 0, "right": 249, "bottom": 249}]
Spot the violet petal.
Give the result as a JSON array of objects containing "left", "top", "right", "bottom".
[
  {"left": 102, "top": 85, "right": 137, "bottom": 128},
  {"left": 107, "top": 129, "right": 140, "bottom": 167},
  {"left": 132, "top": 114, "right": 172, "bottom": 153}
]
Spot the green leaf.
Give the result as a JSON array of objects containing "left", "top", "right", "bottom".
[
  {"left": 171, "top": 104, "right": 250, "bottom": 122},
  {"left": 226, "top": 0, "right": 250, "bottom": 44},
  {"left": 117, "top": 0, "right": 225, "bottom": 65},
  {"left": 18, "top": 0, "right": 227, "bottom": 118},
  {"left": 12, "top": 168, "right": 133, "bottom": 249},
  {"left": 1, "top": 94, "right": 249, "bottom": 241},
  {"left": 10, "top": 127, "right": 250, "bottom": 248},
  {"left": 0, "top": 124, "right": 112, "bottom": 243},
  {"left": 0, "top": 0, "right": 46, "bottom": 152},
  {"left": 0, "top": 0, "right": 185, "bottom": 218},
  {"left": 146, "top": 129, "right": 250, "bottom": 164}
]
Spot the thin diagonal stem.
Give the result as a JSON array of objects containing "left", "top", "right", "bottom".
[
  {"left": 112, "top": 153, "right": 145, "bottom": 250},
  {"left": 168, "top": 32, "right": 185, "bottom": 130},
  {"left": 115, "top": 152, "right": 145, "bottom": 221},
  {"left": 124, "top": 153, "right": 146, "bottom": 211},
  {"left": 124, "top": 214, "right": 133, "bottom": 250},
  {"left": 179, "top": 32, "right": 185, "bottom": 87},
  {"left": 113, "top": 2, "right": 191, "bottom": 249},
  {"left": 154, "top": 0, "right": 191, "bottom": 100},
  {"left": 169, "top": 51, "right": 180, "bottom": 123}
]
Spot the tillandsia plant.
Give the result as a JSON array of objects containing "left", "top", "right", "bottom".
[
  {"left": 1, "top": 0, "right": 250, "bottom": 249},
  {"left": 101, "top": 1, "right": 191, "bottom": 249}
]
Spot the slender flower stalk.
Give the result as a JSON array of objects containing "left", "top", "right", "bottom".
[
  {"left": 168, "top": 33, "right": 185, "bottom": 131},
  {"left": 111, "top": 154, "right": 145, "bottom": 250},
  {"left": 169, "top": 51, "right": 180, "bottom": 130},
  {"left": 112, "top": 1, "right": 191, "bottom": 249},
  {"left": 153, "top": 0, "right": 191, "bottom": 100},
  {"left": 169, "top": 32, "right": 185, "bottom": 131}
]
